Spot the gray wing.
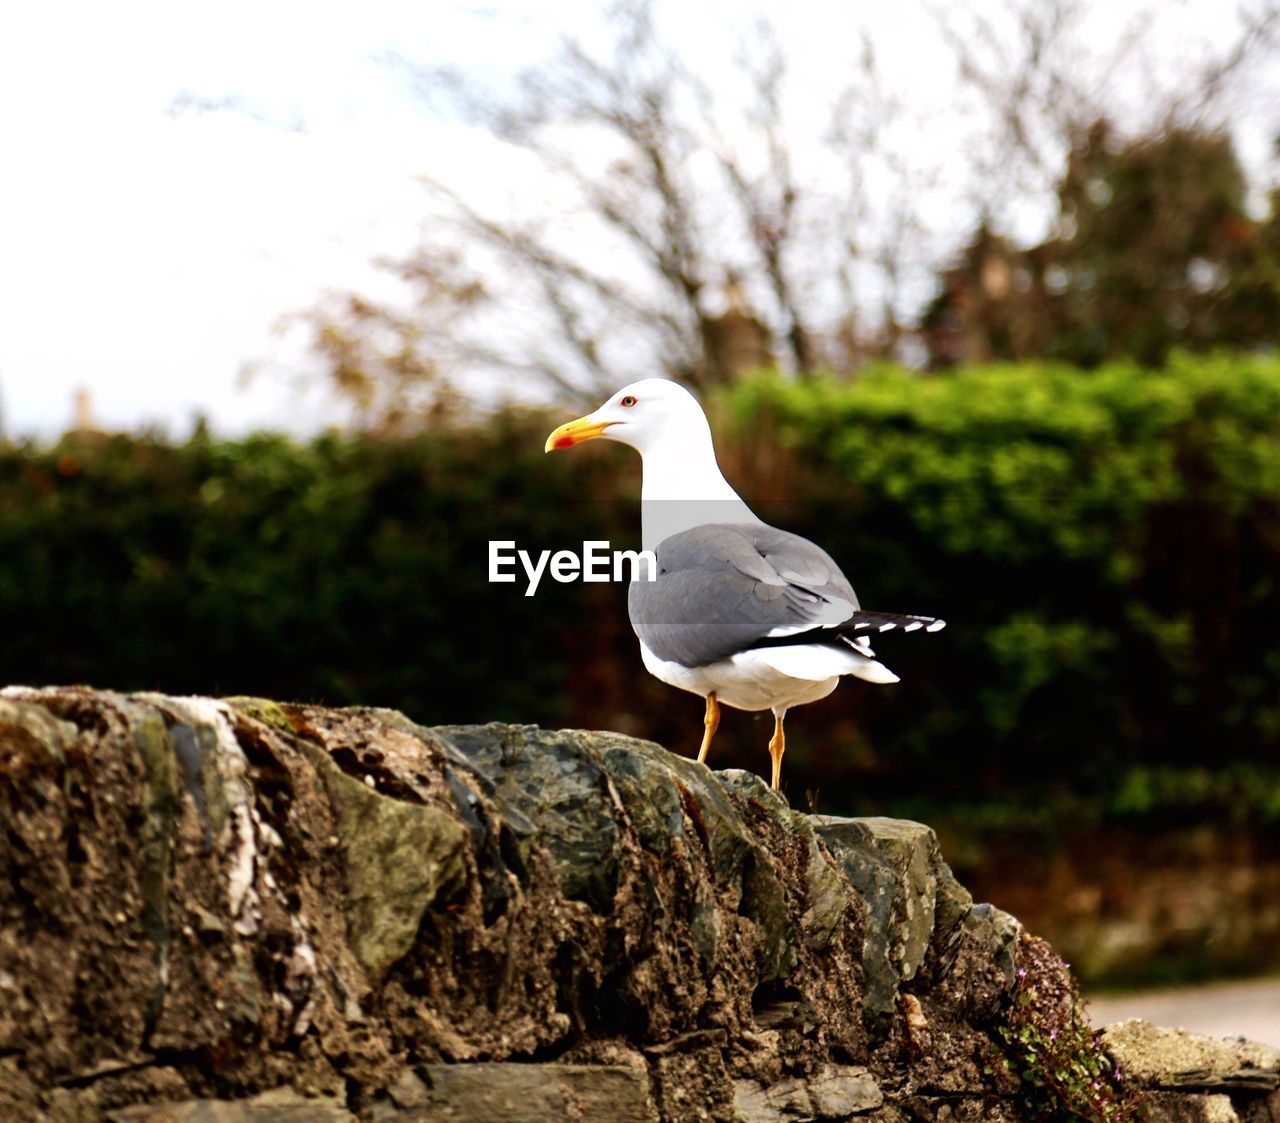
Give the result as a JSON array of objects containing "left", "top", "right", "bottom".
[{"left": 628, "top": 522, "right": 860, "bottom": 667}]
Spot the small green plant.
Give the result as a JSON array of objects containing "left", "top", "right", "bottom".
[{"left": 999, "top": 937, "right": 1146, "bottom": 1121}]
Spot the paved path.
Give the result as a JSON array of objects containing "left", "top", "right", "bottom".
[{"left": 1085, "top": 977, "right": 1280, "bottom": 1048}]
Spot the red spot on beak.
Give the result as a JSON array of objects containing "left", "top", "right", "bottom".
[{"left": 545, "top": 416, "right": 615, "bottom": 452}]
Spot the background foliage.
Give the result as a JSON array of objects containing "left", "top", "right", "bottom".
[
  {"left": 4, "top": 356, "right": 1278, "bottom": 842},
  {"left": 292, "top": 0, "right": 1280, "bottom": 423}
]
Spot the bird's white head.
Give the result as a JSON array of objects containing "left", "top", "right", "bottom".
[
  {"left": 545, "top": 377, "right": 758, "bottom": 547},
  {"left": 543, "top": 378, "right": 711, "bottom": 457}
]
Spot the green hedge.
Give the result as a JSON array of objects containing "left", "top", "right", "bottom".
[
  {"left": 718, "top": 354, "right": 1280, "bottom": 825},
  {"left": 2, "top": 355, "right": 1277, "bottom": 830},
  {"left": 0, "top": 414, "right": 633, "bottom": 722}
]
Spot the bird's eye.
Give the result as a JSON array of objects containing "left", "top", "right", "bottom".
[{"left": 620, "top": 395, "right": 637, "bottom": 407}]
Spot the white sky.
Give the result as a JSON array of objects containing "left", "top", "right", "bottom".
[{"left": 0, "top": 0, "right": 1274, "bottom": 439}]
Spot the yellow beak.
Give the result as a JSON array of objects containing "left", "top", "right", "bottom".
[{"left": 544, "top": 415, "right": 617, "bottom": 453}]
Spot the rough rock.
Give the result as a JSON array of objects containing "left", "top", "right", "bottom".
[
  {"left": 1103, "top": 1020, "right": 1280, "bottom": 1091},
  {"left": 367, "top": 1062, "right": 659, "bottom": 1122},
  {"left": 0, "top": 686, "right": 1251, "bottom": 1122},
  {"left": 733, "top": 1063, "right": 883, "bottom": 1120},
  {"left": 106, "top": 1088, "right": 356, "bottom": 1121},
  {"left": 810, "top": 816, "right": 995, "bottom": 1036},
  {"left": 1102, "top": 1020, "right": 1280, "bottom": 1123},
  {"left": 1143, "top": 1091, "right": 1243, "bottom": 1123}
]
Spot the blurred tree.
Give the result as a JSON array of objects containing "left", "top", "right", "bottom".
[
  {"left": 924, "top": 0, "right": 1280, "bottom": 367},
  {"left": 283, "top": 0, "right": 1279, "bottom": 423},
  {"left": 932, "top": 0, "right": 1279, "bottom": 215},
  {"left": 410, "top": 0, "right": 917, "bottom": 399},
  {"left": 276, "top": 248, "right": 487, "bottom": 433},
  {"left": 282, "top": 0, "right": 912, "bottom": 418},
  {"left": 922, "top": 122, "right": 1280, "bottom": 367}
]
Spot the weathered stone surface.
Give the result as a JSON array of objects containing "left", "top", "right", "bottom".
[
  {"left": 1102, "top": 1021, "right": 1280, "bottom": 1123},
  {"left": 808, "top": 1065, "right": 883, "bottom": 1116},
  {"left": 899, "top": 1099, "right": 1023, "bottom": 1122},
  {"left": 1102, "top": 1020, "right": 1280, "bottom": 1090},
  {"left": 432, "top": 724, "right": 627, "bottom": 913},
  {"left": 106, "top": 1089, "right": 355, "bottom": 1121},
  {"left": 733, "top": 1064, "right": 883, "bottom": 1120},
  {"left": 1144, "top": 1091, "right": 1241, "bottom": 1123},
  {"left": 1238, "top": 1089, "right": 1280, "bottom": 1123},
  {"left": 313, "top": 749, "right": 469, "bottom": 978},
  {"left": 366, "top": 1062, "right": 659, "bottom": 1122},
  {"left": 811, "top": 815, "right": 1009, "bottom": 1038},
  {"left": 0, "top": 686, "right": 1233, "bottom": 1122},
  {"left": 0, "top": 696, "right": 78, "bottom": 759}
]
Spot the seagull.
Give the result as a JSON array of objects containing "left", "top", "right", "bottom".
[{"left": 545, "top": 378, "right": 945, "bottom": 791}]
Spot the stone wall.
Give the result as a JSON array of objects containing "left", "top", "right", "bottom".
[{"left": 0, "top": 687, "right": 1275, "bottom": 1122}]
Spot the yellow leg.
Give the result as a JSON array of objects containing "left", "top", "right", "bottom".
[
  {"left": 697, "top": 692, "right": 719, "bottom": 764},
  {"left": 768, "top": 711, "right": 786, "bottom": 790}
]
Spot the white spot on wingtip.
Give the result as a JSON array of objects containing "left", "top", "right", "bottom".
[
  {"left": 905, "top": 621, "right": 923, "bottom": 632},
  {"left": 927, "top": 619, "right": 946, "bottom": 631},
  {"left": 879, "top": 622, "right": 896, "bottom": 631}
]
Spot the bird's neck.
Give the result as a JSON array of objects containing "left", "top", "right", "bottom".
[{"left": 638, "top": 430, "right": 760, "bottom": 552}]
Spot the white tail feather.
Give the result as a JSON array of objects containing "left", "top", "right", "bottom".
[{"left": 751, "top": 643, "right": 900, "bottom": 684}]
